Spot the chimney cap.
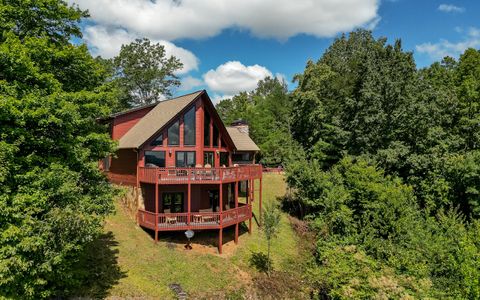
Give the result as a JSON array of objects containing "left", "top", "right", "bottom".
[{"left": 231, "top": 119, "right": 248, "bottom": 126}]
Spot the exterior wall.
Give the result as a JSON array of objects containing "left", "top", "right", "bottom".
[
  {"left": 142, "top": 183, "right": 232, "bottom": 213},
  {"left": 107, "top": 149, "right": 137, "bottom": 185},
  {"left": 139, "top": 95, "right": 234, "bottom": 168},
  {"left": 112, "top": 106, "right": 154, "bottom": 140}
]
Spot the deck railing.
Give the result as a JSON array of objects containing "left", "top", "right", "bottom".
[
  {"left": 138, "top": 204, "right": 252, "bottom": 231},
  {"left": 138, "top": 164, "right": 262, "bottom": 184}
]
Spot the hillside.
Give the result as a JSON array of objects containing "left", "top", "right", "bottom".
[{"left": 73, "top": 173, "right": 308, "bottom": 299}]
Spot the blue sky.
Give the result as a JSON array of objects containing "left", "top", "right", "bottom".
[{"left": 71, "top": 0, "right": 480, "bottom": 101}]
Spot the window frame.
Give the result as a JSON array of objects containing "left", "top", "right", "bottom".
[
  {"left": 144, "top": 150, "right": 166, "bottom": 168},
  {"left": 167, "top": 120, "right": 180, "bottom": 146},
  {"left": 183, "top": 106, "right": 196, "bottom": 146},
  {"left": 175, "top": 151, "right": 196, "bottom": 168}
]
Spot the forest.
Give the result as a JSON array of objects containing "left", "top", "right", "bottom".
[
  {"left": 219, "top": 31, "right": 480, "bottom": 298},
  {"left": 1, "top": 0, "right": 480, "bottom": 299}
]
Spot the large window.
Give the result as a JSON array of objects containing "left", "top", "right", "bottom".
[
  {"left": 204, "top": 110, "right": 211, "bottom": 146},
  {"left": 168, "top": 120, "right": 179, "bottom": 146},
  {"left": 204, "top": 151, "right": 214, "bottom": 166},
  {"left": 150, "top": 133, "right": 163, "bottom": 146},
  {"left": 162, "top": 192, "right": 184, "bottom": 213},
  {"left": 213, "top": 125, "right": 219, "bottom": 147},
  {"left": 176, "top": 151, "right": 196, "bottom": 167},
  {"left": 220, "top": 152, "right": 229, "bottom": 166},
  {"left": 145, "top": 151, "right": 166, "bottom": 167},
  {"left": 184, "top": 106, "right": 196, "bottom": 146}
]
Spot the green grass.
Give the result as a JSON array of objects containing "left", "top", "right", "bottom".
[{"left": 90, "top": 174, "right": 305, "bottom": 299}]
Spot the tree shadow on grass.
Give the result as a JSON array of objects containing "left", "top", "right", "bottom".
[
  {"left": 249, "top": 251, "right": 272, "bottom": 273},
  {"left": 67, "top": 231, "right": 126, "bottom": 299}
]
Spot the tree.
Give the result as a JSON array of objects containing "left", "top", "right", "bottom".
[
  {"left": 113, "top": 38, "right": 183, "bottom": 109},
  {"left": 216, "top": 77, "right": 299, "bottom": 166},
  {"left": 262, "top": 204, "right": 281, "bottom": 275},
  {"left": 0, "top": 1, "right": 117, "bottom": 298}
]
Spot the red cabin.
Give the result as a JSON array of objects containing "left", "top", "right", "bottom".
[{"left": 101, "top": 90, "right": 262, "bottom": 253}]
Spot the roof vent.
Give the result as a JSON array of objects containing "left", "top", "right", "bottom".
[{"left": 231, "top": 119, "right": 249, "bottom": 134}]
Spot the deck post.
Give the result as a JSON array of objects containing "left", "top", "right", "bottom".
[
  {"left": 235, "top": 181, "right": 239, "bottom": 244},
  {"left": 155, "top": 169, "right": 159, "bottom": 243},
  {"left": 218, "top": 228, "right": 223, "bottom": 254},
  {"left": 187, "top": 182, "right": 191, "bottom": 225},
  {"left": 259, "top": 177, "right": 263, "bottom": 226},
  {"left": 219, "top": 183, "right": 223, "bottom": 224}
]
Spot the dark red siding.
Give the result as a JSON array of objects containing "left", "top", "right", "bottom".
[{"left": 112, "top": 106, "right": 154, "bottom": 140}]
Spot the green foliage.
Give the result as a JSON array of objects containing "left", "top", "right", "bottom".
[
  {"left": 0, "top": 1, "right": 117, "bottom": 298},
  {"left": 288, "top": 158, "right": 480, "bottom": 298},
  {"left": 112, "top": 38, "right": 183, "bottom": 109},
  {"left": 262, "top": 203, "right": 281, "bottom": 274},
  {"left": 216, "top": 77, "right": 301, "bottom": 166}
]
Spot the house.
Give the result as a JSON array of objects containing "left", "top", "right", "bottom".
[{"left": 101, "top": 90, "right": 262, "bottom": 253}]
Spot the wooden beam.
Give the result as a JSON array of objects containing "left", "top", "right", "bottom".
[
  {"left": 187, "top": 182, "right": 191, "bottom": 225},
  {"left": 218, "top": 228, "right": 223, "bottom": 254},
  {"left": 259, "top": 177, "right": 263, "bottom": 226},
  {"left": 235, "top": 181, "right": 239, "bottom": 244},
  {"left": 155, "top": 171, "right": 159, "bottom": 243}
]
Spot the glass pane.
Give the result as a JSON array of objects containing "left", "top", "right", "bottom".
[
  {"left": 204, "top": 152, "right": 214, "bottom": 166},
  {"left": 184, "top": 106, "right": 196, "bottom": 146},
  {"left": 204, "top": 110, "right": 211, "bottom": 146},
  {"left": 145, "top": 151, "right": 165, "bottom": 167},
  {"left": 168, "top": 120, "right": 179, "bottom": 145},
  {"left": 220, "top": 152, "right": 228, "bottom": 166},
  {"left": 175, "top": 151, "right": 185, "bottom": 167},
  {"left": 150, "top": 133, "right": 163, "bottom": 146},
  {"left": 213, "top": 125, "right": 219, "bottom": 147},
  {"left": 186, "top": 152, "right": 195, "bottom": 167}
]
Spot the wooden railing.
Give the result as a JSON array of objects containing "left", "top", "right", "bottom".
[
  {"left": 138, "top": 204, "right": 252, "bottom": 231},
  {"left": 138, "top": 164, "right": 262, "bottom": 184}
]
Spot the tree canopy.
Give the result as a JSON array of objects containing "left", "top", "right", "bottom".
[
  {"left": 0, "top": 1, "right": 117, "bottom": 298},
  {"left": 283, "top": 30, "right": 480, "bottom": 298},
  {"left": 112, "top": 38, "right": 183, "bottom": 109}
]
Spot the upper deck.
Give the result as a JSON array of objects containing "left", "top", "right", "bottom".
[{"left": 138, "top": 164, "right": 262, "bottom": 185}]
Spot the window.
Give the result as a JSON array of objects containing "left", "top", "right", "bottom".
[
  {"left": 145, "top": 151, "right": 166, "bottom": 167},
  {"left": 183, "top": 106, "right": 196, "bottom": 146},
  {"left": 176, "top": 151, "right": 196, "bottom": 167},
  {"left": 204, "top": 151, "right": 214, "bottom": 166},
  {"left": 168, "top": 120, "right": 179, "bottom": 146},
  {"left": 204, "top": 110, "right": 211, "bottom": 146},
  {"left": 213, "top": 125, "right": 219, "bottom": 147},
  {"left": 232, "top": 153, "right": 252, "bottom": 163},
  {"left": 220, "top": 152, "right": 229, "bottom": 166},
  {"left": 162, "top": 192, "right": 184, "bottom": 213},
  {"left": 150, "top": 133, "right": 163, "bottom": 146}
]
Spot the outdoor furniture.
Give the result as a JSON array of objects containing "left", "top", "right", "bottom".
[
  {"left": 192, "top": 214, "right": 203, "bottom": 223},
  {"left": 166, "top": 216, "right": 177, "bottom": 224},
  {"left": 201, "top": 215, "right": 215, "bottom": 223}
]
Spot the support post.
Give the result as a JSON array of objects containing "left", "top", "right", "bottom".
[
  {"left": 219, "top": 183, "right": 223, "bottom": 223},
  {"left": 155, "top": 170, "right": 159, "bottom": 243},
  {"left": 234, "top": 181, "right": 239, "bottom": 244},
  {"left": 187, "top": 182, "right": 191, "bottom": 225},
  {"left": 218, "top": 228, "right": 223, "bottom": 254},
  {"left": 259, "top": 177, "right": 263, "bottom": 226}
]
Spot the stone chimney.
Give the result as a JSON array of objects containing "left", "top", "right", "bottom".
[{"left": 231, "top": 119, "right": 249, "bottom": 134}]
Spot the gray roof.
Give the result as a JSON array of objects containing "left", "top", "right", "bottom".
[
  {"left": 118, "top": 91, "right": 203, "bottom": 149},
  {"left": 226, "top": 127, "right": 260, "bottom": 152}
]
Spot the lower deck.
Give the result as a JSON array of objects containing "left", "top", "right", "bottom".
[{"left": 137, "top": 203, "right": 252, "bottom": 231}]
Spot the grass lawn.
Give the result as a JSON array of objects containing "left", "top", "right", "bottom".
[{"left": 79, "top": 173, "right": 307, "bottom": 299}]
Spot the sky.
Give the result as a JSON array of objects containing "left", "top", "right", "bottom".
[{"left": 69, "top": 0, "right": 480, "bottom": 102}]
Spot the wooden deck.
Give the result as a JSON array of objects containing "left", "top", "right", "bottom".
[
  {"left": 138, "top": 164, "right": 262, "bottom": 185},
  {"left": 137, "top": 204, "right": 252, "bottom": 231}
]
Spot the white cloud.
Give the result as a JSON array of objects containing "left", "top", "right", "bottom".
[
  {"left": 83, "top": 25, "right": 199, "bottom": 74},
  {"left": 416, "top": 27, "right": 480, "bottom": 60},
  {"left": 438, "top": 4, "right": 465, "bottom": 13},
  {"left": 203, "top": 61, "right": 273, "bottom": 95},
  {"left": 179, "top": 76, "right": 203, "bottom": 91},
  {"left": 70, "top": 0, "right": 380, "bottom": 41}
]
